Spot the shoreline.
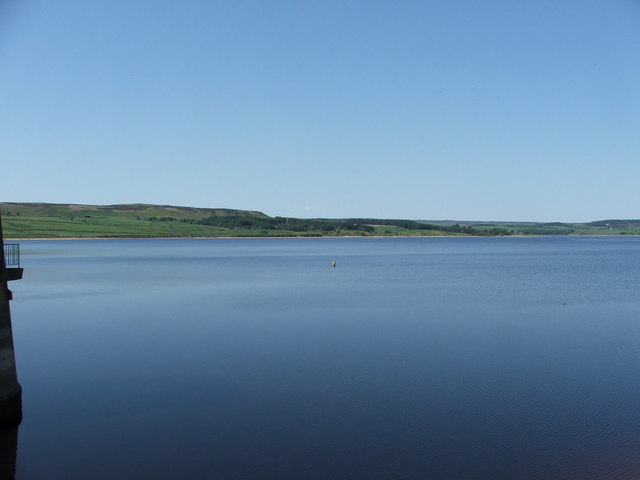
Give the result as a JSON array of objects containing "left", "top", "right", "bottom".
[{"left": 7, "top": 234, "right": 638, "bottom": 241}]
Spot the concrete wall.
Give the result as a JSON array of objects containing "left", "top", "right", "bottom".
[
  {"left": 0, "top": 427, "right": 18, "bottom": 479},
  {"left": 0, "top": 280, "right": 21, "bottom": 427}
]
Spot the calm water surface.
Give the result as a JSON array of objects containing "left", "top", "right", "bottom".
[{"left": 7, "top": 237, "right": 640, "bottom": 479}]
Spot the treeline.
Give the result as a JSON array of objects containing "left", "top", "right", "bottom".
[
  {"left": 517, "top": 227, "right": 575, "bottom": 235},
  {"left": 144, "top": 213, "right": 516, "bottom": 236},
  {"left": 192, "top": 215, "right": 513, "bottom": 235},
  {"left": 147, "top": 216, "right": 179, "bottom": 222},
  {"left": 197, "top": 215, "right": 375, "bottom": 233},
  {"left": 351, "top": 219, "right": 480, "bottom": 235}
]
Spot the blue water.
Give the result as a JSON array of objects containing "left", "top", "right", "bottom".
[{"left": 7, "top": 237, "right": 640, "bottom": 479}]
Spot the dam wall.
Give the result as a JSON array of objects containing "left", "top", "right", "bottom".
[{"left": 0, "top": 215, "right": 22, "bottom": 428}]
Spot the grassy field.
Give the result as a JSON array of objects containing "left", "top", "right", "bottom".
[
  {"left": 1, "top": 203, "right": 638, "bottom": 238},
  {"left": 1, "top": 203, "right": 273, "bottom": 238},
  {"left": 1, "top": 215, "right": 462, "bottom": 239}
]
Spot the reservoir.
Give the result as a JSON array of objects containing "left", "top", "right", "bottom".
[{"left": 7, "top": 237, "right": 640, "bottom": 479}]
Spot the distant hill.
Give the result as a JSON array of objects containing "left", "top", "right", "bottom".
[
  {"left": 0, "top": 203, "right": 483, "bottom": 238},
  {"left": 0, "top": 202, "right": 638, "bottom": 238},
  {"left": 0, "top": 202, "right": 273, "bottom": 238},
  {"left": 587, "top": 219, "right": 640, "bottom": 227},
  {"left": 0, "top": 202, "right": 266, "bottom": 219}
]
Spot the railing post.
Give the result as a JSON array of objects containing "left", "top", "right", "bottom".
[
  {"left": 0, "top": 211, "right": 5, "bottom": 270},
  {"left": 3, "top": 245, "right": 19, "bottom": 268}
]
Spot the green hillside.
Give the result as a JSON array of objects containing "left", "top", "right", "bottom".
[
  {"left": 0, "top": 203, "right": 464, "bottom": 239},
  {"left": 0, "top": 203, "right": 271, "bottom": 238},
  {"left": 1, "top": 203, "right": 637, "bottom": 238},
  {"left": 0, "top": 203, "right": 478, "bottom": 238}
]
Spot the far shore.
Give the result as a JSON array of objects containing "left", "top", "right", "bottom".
[{"left": 7, "top": 234, "right": 638, "bottom": 241}]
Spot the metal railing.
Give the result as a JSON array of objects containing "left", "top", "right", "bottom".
[{"left": 3, "top": 244, "right": 20, "bottom": 267}]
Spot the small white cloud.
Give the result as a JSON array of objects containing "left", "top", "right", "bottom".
[{"left": 303, "top": 205, "right": 311, "bottom": 211}]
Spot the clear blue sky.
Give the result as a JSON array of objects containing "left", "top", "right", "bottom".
[{"left": 1, "top": 0, "right": 638, "bottom": 221}]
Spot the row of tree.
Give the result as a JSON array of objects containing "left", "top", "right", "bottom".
[
  {"left": 146, "top": 216, "right": 179, "bottom": 222},
  {"left": 349, "top": 219, "right": 480, "bottom": 235},
  {"left": 197, "top": 215, "right": 376, "bottom": 233},
  {"left": 148, "top": 213, "right": 516, "bottom": 236},
  {"left": 195, "top": 215, "right": 516, "bottom": 235}
]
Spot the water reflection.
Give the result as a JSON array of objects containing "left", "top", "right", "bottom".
[{"left": 0, "top": 427, "right": 18, "bottom": 480}]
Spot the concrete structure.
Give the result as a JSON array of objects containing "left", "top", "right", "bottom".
[
  {"left": 0, "top": 213, "right": 22, "bottom": 428},
  {"left": 0, "top": 427, "right": 18, "bottom": 479}
]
